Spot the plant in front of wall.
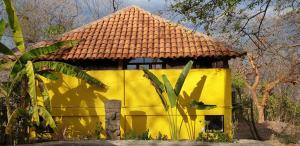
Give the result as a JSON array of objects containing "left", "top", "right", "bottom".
[
  {"left": 142, "top": 61, "right": 193, "bottom": 140},
  {"left": 196, "top": 132, "right": 231, "bottom": 142},
  {"left": 124, "top": 129, "right": 152, "bottom": 140},
  {"left": 0, "top": 1, "right": 107, "bottom": 143},
  {"left": 95, "top": 121, "right": 104, "bottom": 139},
  {"left": 156, "top": 131, "right": 168, "bottom": 140},
  {"left": 143, "top": 61, "right": 216, "bottom": 140}
]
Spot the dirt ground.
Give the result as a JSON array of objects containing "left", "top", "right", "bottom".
[{"left": 236, "top": 120, "right": 300, "bottom": 146}]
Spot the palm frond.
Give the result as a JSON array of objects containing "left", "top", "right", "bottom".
[
  {"left": 162, "top": 75, "right": 178, "bottom": 108},
  {"left": 33, "top": 61, "right": 107, "bottom": 89},
  {"left": 5, "top": 108, "right": 27, "bottom": 134},
  {"left": 3, "top": 0, "right": 25, "bottom": 53},
  {"left": 174, "top": 60, "right": 193, "bottom": 96}
]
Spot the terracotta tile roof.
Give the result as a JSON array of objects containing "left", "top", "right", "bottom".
[{"left": 33, "top": 6, "right": 244, "bottom": 60}]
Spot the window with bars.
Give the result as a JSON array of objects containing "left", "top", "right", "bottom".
[{"left": 126, "top": 58, "right": 166, "bottom": 69}]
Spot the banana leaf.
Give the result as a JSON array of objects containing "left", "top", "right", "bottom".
[
  {"left": 37, "top": 105, "right": 56, "bottom": 129},
  {"left": 19, "top": 40, "right": 78, "bottom": 63},
  {"left": 10, "top": 40, "right": 79, "bottom": 78},
  {"left": 33, "top": 61, "right": 107, "bottom": 89},
  {"left": 36, "top": 75, "right": 52, "bottom": 112},
  {"left": 190, "top": 100, "right": 216, "bottom": 110},
  {"left": 3, "top": 0, "right": 25, "bottom": 53},
  {"left": 39, "top": 71, "right": 58, "bottom": 80},
  {"left": 0, "top": 42, "right": 14, "bottom": 55},
  {"left": 5, "top": 108, "right": 27, "bottom": 134},
  {"left": 0, "top": 19, "right": 6, "bottom": 39},
  {"left": 174, "top": 60, "right": 193, "bottom": 96},
  {"left": 7, "top": 68, "right": 26, "bottom": 97},
  {"left": 142, "top": 67, "right": 168, "bottom": 110},
  {"left": 31, "top": 106, "right": 40, "bottom": 126},
  {"left": 142, "top": 67, "right": 164, "bottom": 92},
  {"left": 162, "top": 75, "right": 178, "bottom": 108},
  {"left": 25, "top": 61, "right": 37, "bottom": 106}
]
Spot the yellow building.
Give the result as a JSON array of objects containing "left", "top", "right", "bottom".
[{"left": 35, "top": 6, "right": 244, "bottom": 140}]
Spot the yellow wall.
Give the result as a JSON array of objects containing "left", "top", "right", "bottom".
[{"left": 42, "top": 69, "right": 232, "bottom": 140}]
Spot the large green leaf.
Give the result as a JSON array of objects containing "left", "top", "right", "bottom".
[
  {"left": 10, "top": 40, "right": 79, "bottom": 78},
  {"left": 174, "top": 60, "right": 193, "bottom": 96},
  {"left": 5, "top": 108, "right": 27, "bottom": 134},
  {"left": 39, "top": 71, "right": 58, "bottom": 80},
  {"left": 142, "top": 67, "right": 168, "bottom": 110},
  {"left": 25, "top": 61, "right": 37, "bottom": 106},
  {"left": 142, "top": 67, "right": 165, "bottom": 92},
  {"left": 190, "top": 100, "right": 216, "bottom": 110},
  {"left": 7, "top": 68, "right": 26, "bottom": 97},
  {"left": 37, "top": 106, "right": 56, "bottom": 129},
  {"left": 162, "top": 75, "right": 178, "bottom": 108},
  {"left": 32, "top": 106, "right": 40, "bottom": 126},
  {"left": 33, "top": 61, "right": 107, "bottom": 89},
  {"left": 19, "top": 40, "right": 79, "bottom": 63},
  {"left": 0, "top": 19, "right": 6, "bottom": 40},
  {"left": 0, "top": 42, "right": 14, "bottom": 55},
  {"left": 36, "top": 75, "right": 52, "bottom": 112},
  {"left": 3, "top": 0, "right": 25, "bottom": 53}
]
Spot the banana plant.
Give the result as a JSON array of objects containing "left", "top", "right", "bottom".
[
  {"left": 143, "top": 60, "right": 216, "bottom": 139},
  {"left": 142, "top": 61, "right": 193, "bottom": 139},
  {"left": 0, "top": 0, "right": 107, "bottom": 135}
]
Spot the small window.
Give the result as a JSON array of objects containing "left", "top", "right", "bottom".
[
  {"left": 205, "top": 115, "right": 224, "bottom": 132},
  {"left": 126, "top": 58, "right": 165, "bottom": 69}
]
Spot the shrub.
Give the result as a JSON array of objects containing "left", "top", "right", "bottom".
[
  {"left": 124, "top": 129, "right": 152, "bottom": 140},
  {"left": 196, "top": 132, "right": 231, "bottom": 142}
]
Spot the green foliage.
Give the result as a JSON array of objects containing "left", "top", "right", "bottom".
[
  {"left": 156, "top": 131, "right": 168, "bottom": 140},
  {"left": 162, "top": 75, "right": 177, "bottom": 108},
  {"left": 0, "top": 19, "right": 6, "bottom": 39},
  {"left": 33, "top": 61, "right": 106, "bottom": 89},
  {"left": 0, "top": 1, "right": 106, "bottom": 143},
  {"left": 124, "top": 129, "right": 152, "bottom": 140},
  {"left": 46, "top": 24, "right": 66, "bottom": 38},
  {"left": 196, "top": 132, "right": 231, "bottom": 142},
  {"left": 25, "top": 61, "right": 37, "bottom": 106},
  {"left": 232, "top": 74, "right": 246, "bottom": 90},
  {"left": 94, "top": 121, "right": 104, "bottom": 139},
  {"left": 143, "top": 61, "right": 194, "bottom": 139},
  {"left": 265, "top": 93, "right": 300, "bottom": 124},
  {"left": 174, "top": 60, "right": 193, "bottom": 96},
  {"left": 171, "top": 0, "right": 298, "bottom": 35},
  {"left": 3, "top": 0, "right": 25, "bottom": 53}
]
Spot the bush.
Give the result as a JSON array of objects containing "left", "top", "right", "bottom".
[
  {"left": 124, "top": 129, "right": 152, "bottom": 140},
  {"left": 196, "top": 132, "right": 231, "bottom": 142}
]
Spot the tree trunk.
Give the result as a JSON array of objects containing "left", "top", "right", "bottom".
[{"left": 257, "top": 105, "right": 265, "bottom": 123}]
